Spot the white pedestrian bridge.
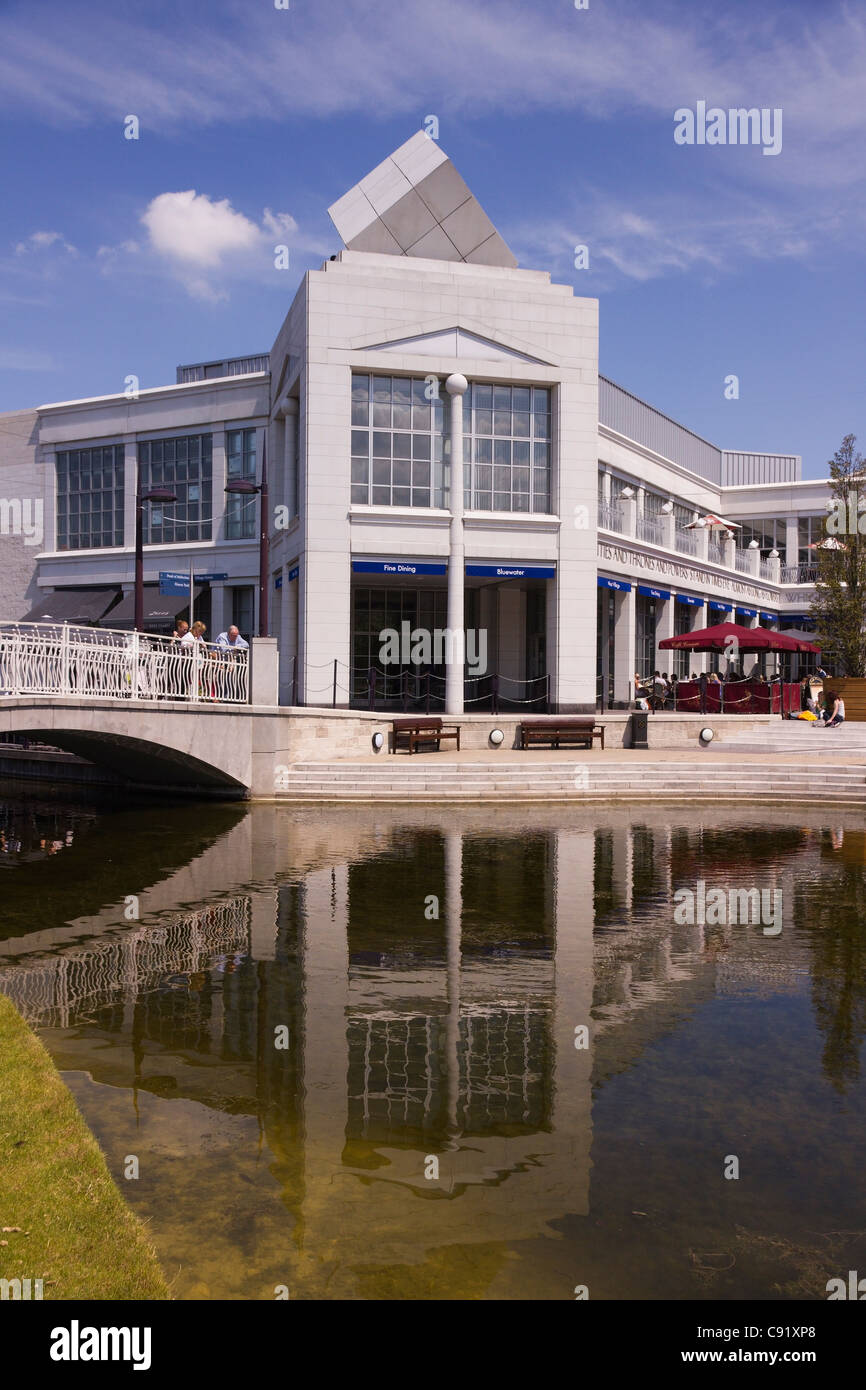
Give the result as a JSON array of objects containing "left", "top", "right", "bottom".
[{"left": 0, "top": 622, "right": 277, "bottom": 797}]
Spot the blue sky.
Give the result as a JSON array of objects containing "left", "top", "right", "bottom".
[{"left": 1, "top": 0, "right": 864, "bottom": 478}]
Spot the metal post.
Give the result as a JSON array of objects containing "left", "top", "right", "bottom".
[
  {"left": 60, "top": 623, "right": 70, "bottom": 696},
  {"left": 131, "top": 631, "right": 140, "bottom": 701},
  {"left": 332, "top": 658, "right": 337, "bottom": 708},
  {"left": 545, "top": 671, "right": 551, "bottom": 713},
  {"left": 191, "top": 640, "right": 201, "bottom": 702},
  {"left": 368, "top": 665, "right": 375, "bottom": 712},
  {"left": 401, "top": 669, "right": 408, "bottom": 712},
  {"left": 258, "top": 434, "right": 269, "bottom": 638},
  {"left": 425, "top": 671, "right": 431, "bottom": 714},
  {"left": 291, "top": 655, "right": 298, "bottom": 707},
  {"left": 491, "top": 672, "right": 499, "bottom": 716},
  {"left": 445, "top": 373, "right": 468, "bottom": 716},
  {"left": 134, "top": 468, "right": 144, "bottom": 633}
]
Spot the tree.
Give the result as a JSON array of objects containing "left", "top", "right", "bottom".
[{"left": 810, "top": 434, "right": 866, "bottom": 676}]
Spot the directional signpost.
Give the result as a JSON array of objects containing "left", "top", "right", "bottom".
[{"left": 158, "top": 571, "right": 229, "bottom": 630}]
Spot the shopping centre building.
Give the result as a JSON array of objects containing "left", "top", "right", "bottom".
[{"left": 0, "top": 132, "right": 829, "bottom": 711}]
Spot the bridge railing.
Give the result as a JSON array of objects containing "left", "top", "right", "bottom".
[{"left": 0, "top": 623, "right": 249, "bottom": 705}]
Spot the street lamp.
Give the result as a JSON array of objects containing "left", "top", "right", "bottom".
[
  {"left": 135, "top": 478, "right": 177, "bottom": 632},
  {"left": 224, "top": 435, "right": 269, "bottom": 637}
]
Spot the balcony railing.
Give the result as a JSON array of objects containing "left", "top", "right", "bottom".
[
  {"left": 781, "top": 563, "right": 818, "bottom": 585},
  {"left": 598, "top": 501, "right": 625, "bottom": 533},
  {"left": 735, "top": 548, "right": 754, "bottom": 574},
  {"left": 708, "top": 541, "right": 725, "bottom": 565},
  {"left": 759, "top": 558, "right": 774, "bottom": 579},
  {"left": 675, "top": 530, "right": 699, "bottom": 556},
  {"left": 636, "top": 516, "right": 663, "bottom": 545}
]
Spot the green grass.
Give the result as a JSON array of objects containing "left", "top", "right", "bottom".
[{"left": 0, "top": 994, "right": 169, "bottom": 1300}]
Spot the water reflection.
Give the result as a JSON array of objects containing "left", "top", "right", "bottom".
[{"left": 1, "top": 800, "right": 865, "bottom": 1299}]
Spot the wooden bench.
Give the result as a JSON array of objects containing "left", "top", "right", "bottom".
[
  {"left": 391, "top": 717, "right": 461, "bottom": 754},
  {"left": 519, "top": 717, "right": 604, "bottom": 750}
]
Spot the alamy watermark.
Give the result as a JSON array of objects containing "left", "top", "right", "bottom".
[
  {"left": 378, "top": 622, "right": 488, "bottom": 677},
  {"left": 673, "top": 879, "right": 782, "bottom": 936},
  {"left": 674, "top": 102, "right": 782, "bottom": 157},
  {"left": 0, "top": 498, "right": 43, "bottom": 546}
]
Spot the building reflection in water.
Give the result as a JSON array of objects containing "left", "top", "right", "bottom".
[{"left": 1, "top": 804, "right": 862, "bottom": 1297}]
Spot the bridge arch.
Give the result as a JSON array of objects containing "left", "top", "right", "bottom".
[{"left": 0, "top": 701, "right": 251, "bottom": 796}]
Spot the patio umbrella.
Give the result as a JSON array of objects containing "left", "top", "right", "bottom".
[
  {"left": 659, "top": 621, "right": 821, "bottom": 654},
  {"left": 809, "top": 537, "right": 847, "bottom": 551},
  {"left": 683, "top": 513, "right": 741, "bottom": 530}
]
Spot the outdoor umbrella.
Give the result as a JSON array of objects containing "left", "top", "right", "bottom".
[{"left": 659, "top": 621, "right": 821, "bottom": 654}]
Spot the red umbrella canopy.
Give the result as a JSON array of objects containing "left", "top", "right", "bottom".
[{"left": 659, "top": 621, "right": 820, "bottom": 654}]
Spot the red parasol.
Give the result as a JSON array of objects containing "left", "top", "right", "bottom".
[{"left": 659, "top": 621, "right": 820, "bottom": 654}]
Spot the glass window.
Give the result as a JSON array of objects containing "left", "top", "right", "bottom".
[
  {"left": 56, "top": 444, "right": 125, "bottom": 550},
  {"left": 225, "top": 428, "right": 257, "bottom": 540},
  {"left": 138, "top": 434, "right": 213, "bottom": 543},
  {"left": 231, "top": 586, "right": 254, "bottom": 641},
  {"left": 351, "top": 373, "right": 553, "bottom": 514}
]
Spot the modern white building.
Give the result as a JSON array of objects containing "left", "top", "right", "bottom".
[{"left": 0, "top": 133, "right": 828, "bottom": 712}]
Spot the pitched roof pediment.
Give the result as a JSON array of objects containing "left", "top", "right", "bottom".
[{"left": 351, "top": 322, "right": 557, "bottom": 366}]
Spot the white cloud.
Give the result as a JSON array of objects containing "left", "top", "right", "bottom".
[
  {"left": 14, "top": 230, "right": 77, "bottom": 256},
  {"left": 141, "top": 191, "right": 262, "bottom": 269},
  {"left": 88, "top": 191, "right": 320, "bottom": 300},
  {"left": 0, "top": 347, "right": 57, "bottom": 370}
]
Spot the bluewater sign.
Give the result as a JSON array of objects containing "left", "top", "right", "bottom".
[{"left": 466, "top": 564, "right": 555, "bottom": 579}]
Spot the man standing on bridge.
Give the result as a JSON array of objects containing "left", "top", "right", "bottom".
[{"left": 216, "top": 625, "right": 248, "bottom": 651}]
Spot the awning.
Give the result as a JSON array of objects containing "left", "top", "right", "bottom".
[
  {"left": 597, "top": 575, "right": 631, "bottom": 592},
  {"left": 638, "top": 584, "right": 671, "bottom": 600},
  {"left": 106, "top": 585, "right": 203, "bottom": 628},
  {"left": 676, "top": 593, "right": 703, "bottom": 606},
  {"left": 20, "top": 587, "right": 120, "bottom": 625},
  {"left": 709, "top": 601, "right": 734, "bottom": 613}
]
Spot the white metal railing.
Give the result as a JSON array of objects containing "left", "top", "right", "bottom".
[
  {"left": 781, "top": 563, "right": 818, "bottom": 585},
  {"left": 637, "top": 516, "right": 663, "bottom": 545},
  {"left": 597, "top": 501, "right": 625, "bottom": 533},
  {"left": 759, "top": 558, "right": 774, "bottom": 579},
  {"left": 735, "top": 548, "right": 753, "bottom": 574},
  {"left": 707, "top": 541, "right": 725, "bottom": 565},
  {"left": 0, "top": 623, "right": 249, "bottom": 704},
  {"left": 675, "top": 530, "right": 699, "bottom": 556}
]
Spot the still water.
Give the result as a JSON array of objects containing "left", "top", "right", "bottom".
[{"left": 2, "top": 785, "right": 866, "bottom": 1300}]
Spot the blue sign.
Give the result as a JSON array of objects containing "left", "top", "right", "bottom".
[
  {"left": 194, "top": 572, "right": 228, "bottom": 582},
  {"left": 709, "top": 601, "right": 733, "bottom": 613},
  {"left": 760, "top": 612, "right": 777, "bottom": 622},
  {"left": 676, "top": 593, "right": 703, "bottom": 607},
  {"left": 274, "top": 574, "right": 283, "bottom": 590},
  {"left": 466, "top": 564, "right": 555, "bottom": 580},
  {"left": 597, "top": 575, "right": 631, "bottom": 592},
  {"left": 159, "top": 571, "right": 189, "bottom": 597},
  {"left": 352, "top": 559, "right": 448, "bottom": 576},
  {"left": 637, "top": 585, "right": 671, "bottom": 600},
  {"left": 288, "top": 566, "right": 299, "bottom": 583},
  {"left": 737, "top": 606, "right": 757, "bottom": 618}
]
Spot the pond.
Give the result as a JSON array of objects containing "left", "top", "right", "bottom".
[{"left": 2, "top": 786, "right": 865, "bottom": 1300}]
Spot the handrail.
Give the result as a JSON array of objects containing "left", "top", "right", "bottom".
[{"left": 0, "top": 621, "right": 249, "bottom": 704}]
